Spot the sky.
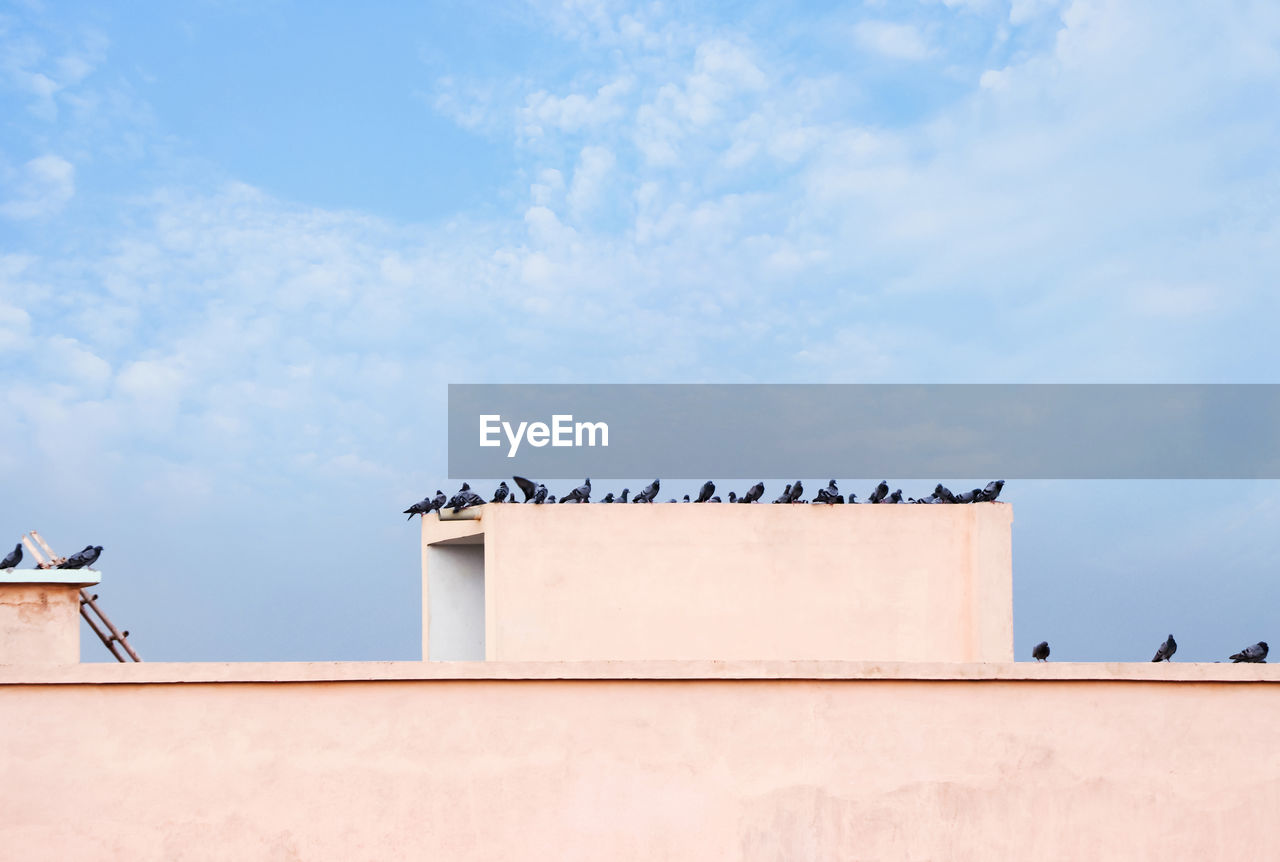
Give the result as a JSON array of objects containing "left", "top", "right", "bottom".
[{"left": 2, "top": 0, "right": 1278, "bottom": 663}]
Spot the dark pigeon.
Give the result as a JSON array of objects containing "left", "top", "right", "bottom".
[
  {"left": 491, "top": 481, "right": 510, "bottom": 503},
  {"left": 546, "top": 495, "right": 557, "bottom": 504},
  {"left": 512, "top": 476, "right": 539, "bottom": 502},
  {"left": 884, "top": 489, "right": 903, "bottom": 504},
  {"left": 531, "top": 484, "right": 549, "bottom": 505},
  {"left": 618, "top": 488, "right": 630, "bottom": 503},
  {"left": 452, "top": 488, "right": 485, "bottom": 513},
  {"left": 787, "top": 480, "right": 804, "bottom": 503},
  {"left": 742, "top": 482, "right": 764, "bottom": 504},
  {"left": 978, "top": 480, "right": 1005, "bottom": 502},
  {"left": 634, "top": 479, "right": 660, "bottom": 503},
  {"left": 815, "top": 480, "right": 840, "bottom": 504},
  {"left": 58, "top": 545, "right": 103, "bottom": 570},
  {"left": 727, "top": 491, "right": 738, "bottom": 503},
  {"left": 868, "top": 481, "right": 889, "bottom": 504},
  {"left": 773, "top": 484, "right": 792, "bottom": 504},
  {"left": 1, "top": 543, "right": 21, "bottom": 569},
  {"left": 1032, "top": 641, "right": 1050, "bottom": 661},
  {"left": 403, "top": 490, "right": 444, "bottom": 520},
  {"left": 709, "top": 496, "right": 721, "bottom": 503},
  {"left": 955, "top": 488, "right": 981, "bottom": 504},
  {"left": 560, "top": 478, "right": 591, "bottom": 504},
  {"left": 933, "top": 484, "right": 957, "bottom": 504},
  {"left": 666, "top": 498, "right": 678, "bottom": 503},
  {"left": 682, "top": 495, "right": 690, "bottom": 503},
  {"left": 601, "top": 492, "right": 616, "bottom": 503},
  {"left": 694, "top": 481, "right": 715, "bottom": 503},
  {"left": 1230, "top": 642, "right": 1269, "bottom": 663},
  {"left": 1152, "top": 634, "right": 1177, "bottom": 662}
]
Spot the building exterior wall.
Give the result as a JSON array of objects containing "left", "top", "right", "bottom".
[
  {"left": 1, "top": 661, "right": 1277, "bottom": 861},
  {"left": 424, "top": 503, "right": 1013, "bottom": 663},
  {"left": 0, "top": 582, "right": 82, "bottom": 664}
]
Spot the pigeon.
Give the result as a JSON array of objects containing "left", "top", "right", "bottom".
[
  {"left": 560, "top": 478, "right": 591, "bottom": 504},
  {"left": 1152, "top": 634, "right": 1177, "bottom": 662},
  {"left": 815, "top": 480, "right": 840, "bottom": 504},
  {"left": 727, "top": 491, "right": 738, "bottom": 503},
  {"left": 666, "top": 498, "right": 678, "bottom": 503},
  {"left": 1032, "top": 641, "right": 1050, "bottom": 661},
  {"left": 694, "top": 481, "right": 715, "bottom": 503},
  {"left": 403, "top": 491, "right": 444, "bottom": 520},
  {"left": 933, "top": 484, "right": 957, "bottom": 504},
  {"left": 512, "top": 476, "right": 539, "bottom": 503},
  {"left": 978, "top": 480, "right": 1005, "bottom": 502},
  {"left": 634, "top": 479, "right": 660, "bottom": 503},
  {"left": 491, "top": 481, "right": 510, "bottom": 503},
  {"left": 773, "top": 484, "right": 792, "bottom": 504},
  {"left": 884, "top": 489, "right": 903, "bottom": 504},
  {"left": 955, "top": 488, "right": 981, "bottom": 504},
  {"left": 547, "top": 495, "right": 557, "bottom": 503},
  {"left": 444, "top": 483, "right": 473, "bottom": 511},
  {"left": 709, "top": 496, "right": 721, "bottom": 502},
  {"left": 742, "top": 482, "right": 765, "bottom": 503},
  {"left": 601, "top": 492, "right": 616, "bottom": 503},
  {"left": 58, "top": 545, "right": 103, "bottom": 570},
  {"left": 452, "top": 488, "right": 485, "bottom": 513},
  {"left": 618, "top": 488, "right": 630, "bottom": 503},
  {"left": 682, "top": 494, "right": 691, "bottom": 503},
  {"left": 1230, "top": 642, "right": 1269, "bottom": 663},
  {"left": 787, "top": 480, "right": 804, "bottom": 503},
  {"left": 531, "top": 483, "right": 549, "bottom": 505},
  {"left": 1, "top": 543, "right": 21, "bottom": 569},
  {"left": 868, "top": 481, "right": 889, "bottom": 504}
]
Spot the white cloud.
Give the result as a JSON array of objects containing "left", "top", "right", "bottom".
[
  {"left": 854, "top": 21, "right": 931, "bottom": 61},
  {"left": 521, "top": 77, "right": 632, "bottom": 137},
  {"left": 566, "top": 145, "right": 616, "bottom": 218},
  {"left": 0, "top": 154, "right": 75, "bottom": 219}
]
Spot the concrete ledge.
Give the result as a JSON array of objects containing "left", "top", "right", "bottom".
[
  {"left": 1, "top": 659, "right": 1278, "bottom": 686},
  {"left": 0, "top": 568, "right": 100, "bottom": 587}
]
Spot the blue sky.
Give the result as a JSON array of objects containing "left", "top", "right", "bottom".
[{"left": 2, "top": 0, "right": 1278, "bottom": 662}]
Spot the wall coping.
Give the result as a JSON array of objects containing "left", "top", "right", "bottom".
[
  {"left": 0, "top": 569, "right": 101, "bottom": 587},
  {"left": 2, "top": 659, "right": 1277, "bottom": 686}
]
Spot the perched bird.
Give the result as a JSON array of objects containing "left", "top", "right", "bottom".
[
  {"left": 681, "top": 495, "right": 691, "bottom": 503},
  {"left": 444, "top": 483, "right": 472, "bottom": 511},
  {"left": 666, "top": 498, "right": 678, "bottom": 503},
  {"left": 1152, "top": 634, "right": 1177, "bottom": 662},
  {"left": 512, "top": 476, "right": 539, "bottom": 503},
  {"left": 709, "top": 496, "right": 721, "bottom": 503},
  {"left": 978, "top": 480, "right": 1006, "bottom": 502},
  {"left": 546, "top": 495, "right": 557, "bottom": 504},
  {"left": 955, "top": 488, "right": 981, "bottom": 504},
  {"left": 742, "top": 482, "right": 765, "bottom": 504},
  {"left": 1, "top": 543, "right": 21, "bottom": 569},
  {"left": 601, "top": 492, "right": 616, "bottom": 503},
  {"left": 58, "top": 545, "right": 103, "bottom": 570},
  {"left": 884, "top": 489, "right": 903, "bottom": 504},
  {"left": 618, "top": 488, "right": 630, "bottom": 503},
  {"left": 634, "top": 479, "right": 660, "bottom": 503},
  {"left": 815, "top": 480, "right": 840, "bottom": 504},
  {"left": 531, "top": 483, "right": 549, "bottom": 505},
  {"left": 1230, "top": 642, "right": 1269, "bottom": 663},
  {"left": 727, "top": 491, "right": 738, "bottom": 503},
  {"left": 491, "top": 481, "right": 510, "bottom": 503},
  {"left": 787, "top": 480, "right": 804, "bottom": 503},
  {"left": 403, "top": 491, "right": 444, "bottom": 520},
  {"left": 933, "top": 484, "right": 957, "bottom": 504},
  {"left": 694, "top": 481, "right": 715, "bottom": 503},
  {"left": 452, "top": 488, "right": 485, "bottom": 513},
  {"left": 773, "top": 484, "right": 792, "bottom": 504},
  {"left": 1032, "top": 641, "right": 1050, "bottom": 662},
  {"left": 868, "top": 481, "right": 889, "bottom": 504},
  {"left": 560, "top": 478, "right": 591, "bottom": 504}
]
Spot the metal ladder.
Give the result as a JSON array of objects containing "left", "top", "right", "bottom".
[{"left": 21, "top": 530, "right": 141, "bottom": 662}]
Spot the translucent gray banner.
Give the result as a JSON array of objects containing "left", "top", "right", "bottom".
[{"left": 447, "top": 384, "right": 1280, "bottom": 479}]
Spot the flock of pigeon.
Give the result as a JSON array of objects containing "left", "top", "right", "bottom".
[
  {"left": 1032, "top": 636, "right": 1269, "bottom": 664},
  {"left": 0, "top": 543, "right": 102, "bottom": 572},
  {"left": 404, "top": 477, "right": 1007, "bottom": 518}
]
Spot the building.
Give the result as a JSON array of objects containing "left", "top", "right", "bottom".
[{"left": 3, "top": 503, "right": 1278, "bottom": 859}]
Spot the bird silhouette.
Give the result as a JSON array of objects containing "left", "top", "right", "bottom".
[
  {"left": 773, "top": 484, "right": 792, "bottom": 504},
  {"left": 512, "top": 476, "right": 539, "bottom": 502},
  {"left": 787, "top": 480, "right": 804, "bottom": 503},
  {"left": 694, "top": 481, "right": 715, "bottom": 503},
  {"left": 868, "top": 481, "right": 889, "bottom": 504},
  {"left": 1152, "top": 634, "right": 1177, "bottom": 662},
  {"left": 491, "top": 481, "right": 510, "bottom": 503},
  {"left": 742, "top": 482, "right": 764, "bottom": 503},
  {"left": 58, "top": 545, "right": 103, "bottom": 570},
  {"left": 618, "top": 488, "right": 630, "bottom": 503},
  {"left": 1, "top": 543, "right": 21, "bottom": 569},
  {"left": 560, "top": 478, "right": 591, "bottom": 503},
  {"left": 727, "top": 491, "right": 738, "bottom": 503},
  {"left": 601, "top": 492, "right": 616, "bottom": 503},
  {"left": 531, "top": 483, "right": 549, "bottom": 504},
  {"left": 979, "top": 480, "right": 1005, "bottom": 502},
  {"left": 1032, "top": 641, "right": 1050, "bottom": 661},
  {"left": 403, "top": 491, "right": 444, "bottom": 520}
]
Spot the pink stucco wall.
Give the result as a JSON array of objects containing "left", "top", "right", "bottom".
[
  {"left": 424, "top": 503, "right": 1014, "bottom": 663},
  {"left": 2, "top": 661, "right": 1278, "bottom": 860},
  {"left": 0, "top": 582, "right": 82, "bottom": 664}
]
